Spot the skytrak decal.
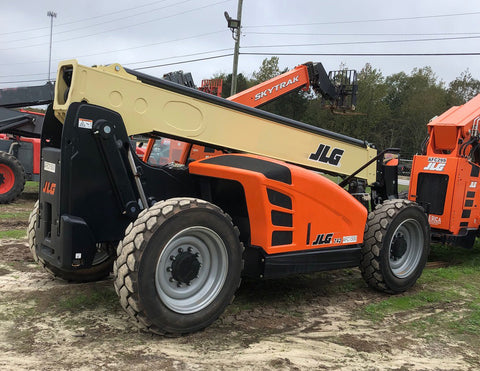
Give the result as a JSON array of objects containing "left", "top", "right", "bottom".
[
  {"left": 423, "top": 157, "right": 447, "bottom": 172},
  {"left": 309, "top": 144, "right": 344, "bottom": 166},
  {"left": 254, "top": 75, "right": 300, "bottom": 101}
]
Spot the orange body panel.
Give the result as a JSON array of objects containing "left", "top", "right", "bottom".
[
  {"left": 409, "top": 155, "right": 480, "bottom": 235},
  {"left": 189, "top": 153, "right": 367, "bottom": 254},
  {"left": 409, "top": 94, "right": 480, "bottom": 235}
]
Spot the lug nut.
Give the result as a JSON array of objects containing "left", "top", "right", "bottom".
[{"left": 166, "top": 267, "right": 172, "bottom": 272}]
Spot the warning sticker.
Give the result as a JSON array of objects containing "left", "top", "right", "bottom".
[
  {"left": 43, "top": 161, "right": 56, "bottom": 173},
  {"left": 78, "top": 118, "right": 93, "bottom": 129}
]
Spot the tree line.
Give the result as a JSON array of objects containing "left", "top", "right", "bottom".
[{"left": 213, "top": 57, "right": 480, "bottom": 159}]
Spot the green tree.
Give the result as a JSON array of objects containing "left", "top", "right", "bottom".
[
  {"left": 384, "top": 67, "right": 450, "bottom": 157},
  {"left": 213, "top": 72, "right": 251, "bottom": 98},
  {"left": 252, "top": 56, "right": 281, "bottom": 83},
  {"left": 448, "top": 69, "right": 480, "bottom": 104}
]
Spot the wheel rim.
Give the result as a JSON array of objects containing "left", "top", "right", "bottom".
[
  {"left": 92, "top": 243, "right": 112, "bottom": 266},
  {"left": 155, "top": 226, "right": 228, "bottom": 314},
  {"left": 388, "top": 218, "right": 424, "bottom": 278},
  {"left": 0, "top": 164, "right": 14, "bottom": 194}
]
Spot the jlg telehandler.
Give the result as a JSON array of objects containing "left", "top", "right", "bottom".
[
  {"left": 409, "top": 94, "right": 480, "bottom": 248},
  {"left": 28, "top": 60, "right": 430, "bottom": 335}
]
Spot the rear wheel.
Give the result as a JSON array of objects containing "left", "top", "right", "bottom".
[
  {"left": 360, "top": 199, "right": 430, "bottom": 293},
  {"left": 0, "top": 151, "right": 25, "bottom": 204},
  {"left": 114, "top": 198, "right": 243, "bottom": 335},
  {"left": 27, "top": 201, "right": 115, "bottom": 282}
]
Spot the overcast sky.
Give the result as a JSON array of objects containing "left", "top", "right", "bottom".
[{"left": 1, "top": 0, "right": 479, "bottom": 90}]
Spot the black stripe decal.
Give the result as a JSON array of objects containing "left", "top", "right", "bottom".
[
  {"left": 465, "top": 199, "right": 474, "bottom": 207},
  {"left": 306, "top": 223, "right": 311, "bottom": 245},
  {"left": 462, "top": 209, "right": 471, "bottom": 218},
  {"left": 467, "top": 191, "right": 475, "bottom": 198},
  {"left": 201, "top": 155, "right": 292, "bottom": 184}
]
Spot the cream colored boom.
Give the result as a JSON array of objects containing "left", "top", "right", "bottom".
[{"left": 54, "top": 60, "right": 377, "bottom": 183}]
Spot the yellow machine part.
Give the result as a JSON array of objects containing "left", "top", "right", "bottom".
[{"left": 54, "top": 60, "right": 377, "bottom": 183}]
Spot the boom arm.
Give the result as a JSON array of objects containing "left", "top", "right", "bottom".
[
  {"left": 229, "top": 62, "right": 357, "bottom": 110},
  {"left": 54, "top": 60, "right": 376, "bottom": 183}
]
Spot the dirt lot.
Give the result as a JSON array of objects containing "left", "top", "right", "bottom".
[{"left": 1, "top": 188, "right": 480, "bottom": 370}]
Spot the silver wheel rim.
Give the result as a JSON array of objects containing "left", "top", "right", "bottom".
[
  {"left": 388, "top": 218, "right": 424, "bottom": 278},
  {"left": 155, "top": 226, "right": 228, "bottom": 314}
]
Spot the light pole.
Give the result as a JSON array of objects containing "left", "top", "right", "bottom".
[
  {"left": 47, "top": 11, "right": 57, "bottom": 82},
  {"left": 224, "top": 0, "right": 243, "bottom": 96}
]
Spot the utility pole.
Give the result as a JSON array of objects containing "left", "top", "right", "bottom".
[
  {"left": 47, "top": 11, "right": 57, "bottom": 82},
  {"left": 224, "top": 0, "right": 243, "bottom": 96}
]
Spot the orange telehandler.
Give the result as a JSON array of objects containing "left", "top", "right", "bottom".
[
  {"left": 28, "top": 60, "right": 430, "bottom": 335},
  {"left": 409, "top": 94, "right": 480, "bottom": 248}
]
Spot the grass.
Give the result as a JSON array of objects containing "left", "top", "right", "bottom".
[
  {"left": 0, "top": 211, "right": 32, "bottom": 219},
  {"left": 23, "top": 181, "right": 39, "bottom": 194},
  {"left": 56, "top": 285, "right": 120, "bottom": 312},
  {"left": 360, "top": 240, "right": 480, "bottom": 345},
  {"left": 363, "top": 290, "right": 461, "bottom": 322},
  {"left": 0, "top": 229, "right": 27, "bottom": 239}
]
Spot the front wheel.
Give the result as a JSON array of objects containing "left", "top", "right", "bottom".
[
  {"left": 360, "top": 199, "right": 430, "bottom": 293},
  {"left": 114, "top": 198, "right": 244, "bottom": 335}
]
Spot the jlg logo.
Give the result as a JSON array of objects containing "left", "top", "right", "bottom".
[
  {"left": 423, "top": 157, "right": 446, "bottom": 172},
  {"left": 309, "top": 144, "right": 344, "bottom": 166},
  {"left": 312, "top": 233, "right": 333, "bottom": 246},
  {"left": 43, "top": 181, "right": 56, "bottom": 195}
]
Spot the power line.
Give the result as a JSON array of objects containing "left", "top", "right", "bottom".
[
  {"left": 0, "top": 31, "right": 226, "bottom": 67},
  {"left": 0, "top": 0, "right": 171, "bottom": 36},
  {"left": 244, "top": 11, "right": 480, "bottom": 29},
  {"left": 0, "top": 78, "right": 52, "bottom": 84},
  {"left": 3, "top": 50, "right": 479, "bottom": 85},
  {"left": 124, "top": 49, "right": 232, "bottom": 66},
  {"left": 246, "top": 31, "right": 480, "bottom": 37},
  {"left": 0, "top": 50, "right": 233, "bottom": 83},
  {"left": 131, "top": 53, "right": 233, "bottom": 70},
  {"left": 242, "top": 35, "right": 480, "bottom": 49},
  {"left": 241, "top": 52, "right": 480, "bottom": 57},
  {"left": 2, "top": 0, "right": 196, "bottom": 44},
  {"left": 0, "top": 0, "right": 232, "bottom": 51}
]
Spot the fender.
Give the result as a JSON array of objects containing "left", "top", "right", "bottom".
[{"left": 189, "top": 154, "right": 367, "bottom": 254}]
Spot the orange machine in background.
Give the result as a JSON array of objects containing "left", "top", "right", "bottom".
[{"left": 409, "top": 94, "right": 480, "bottom": 247}]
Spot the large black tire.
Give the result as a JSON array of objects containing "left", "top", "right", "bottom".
[
  {"left": 0, "top": 151, "right": 25, "bottom": 204},
  {"left": 27, "top": 201, "right": 115, "bottom": 282},
  {"left": 114, "top": 198, "right": 244, "bottom": 335},
  {"left": 360, "top": 199, "right": 430, "bottom": 293}
]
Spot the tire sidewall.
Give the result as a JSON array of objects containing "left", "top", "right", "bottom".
[
  {"left": 379, "top": 205, "right": 430, "bottom": 292},
  {"left": 138, "top": 206, "right": 242, "bottom": 333},
  {"left": 0, "top": 151, "right": 25, "bottom": 203}
]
